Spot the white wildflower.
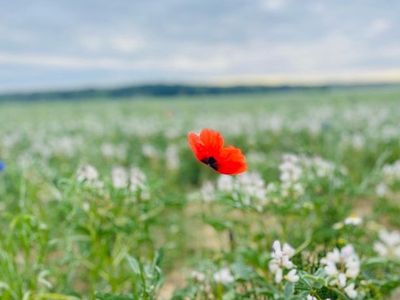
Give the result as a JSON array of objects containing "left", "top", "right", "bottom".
[
  {"left": 320, "top": 245, "right": 360, "bottom": 288},
  {"left": 280, "top": 154, "right": 302, "bottom": 183},
  {"left": 142, "top": 144, "right": 158, "bottom": 158},
  {"left": 344, "top": 215, "right": 363, "bottom": 226},
  {"left": 269, "top": 240, "right": 297, "bottom": 283},
  {"left": 382, "top": 160, "right": 400, "bottom": 184},
  {"left": 101, "top": 143, "right": 127, "bottom": 160},
  {"left": 374, "top": 229, "right": 400, "bottom": 259},
  {"left": 77, "top": 164, "right": 98, "bottom": 182},
  {"left": 344, "top": 283, "right": 358, "bottom": 299},
  {"left": 279, "top": 154, "right": 305, "bottom": 198},
  {"left": 191, "top": 270, "right": 206, "bottom": 282},
  {"left": 77, "top": 164, "right": 103, "bottom": 188},
  {"left": 375, "top": 182, "right": 388, "bottom": 197},
  {"left": 235, "top": 172, "right": 266, "bottom": 204},
  {"left": 285, "top": 269, "right": 299, "bottom": 283},
  {"left": 217, "top": 175, "right": 234, "bottom": 192},
  {"left": 111, "top": 166, "right": 129, "bottom": 189},
  {"left": 302, "top": 156, "right": 336, "bottom": 179},
  {"left": 165, "top": 145, "right": 180, "bottom": 170},
  {"left": 52, "top": 136, "right": 78, "bottom": 157},
  {"left": 213, "top": 268, "right": 234, "bottom": 284},
  {"left": 129, "top": 167, "right": 149, "bottom": 199}
]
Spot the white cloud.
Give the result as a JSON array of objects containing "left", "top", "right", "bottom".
[
  {"left": 260, "top": 0, "right": 287, "bottom": 11},
  {"left": 111, "top": 35, "right": 146, "bottom": 53},
  {"left": 79, "top": 34, "right": 146, "bottom": 54},
  {"left": 1, "top": 0, "right": 400, "bottom": 91},
  {"left": 79, "top": 36, "right": 103, "bottom": 52},
  {"left": 0, "top": 29, "right": 389, "bottom": 81},
  {"left": 366, "top": 18, "right": 392, "bottom": 38},
  {"left": 214, "top": 68, "right": 400, "bottom": 85},
  {"left": 0, "top": 52, "right": 126, "bottom": 69},
  {"left": 0, "top": 51, "right": 230, "bottom": 71}
]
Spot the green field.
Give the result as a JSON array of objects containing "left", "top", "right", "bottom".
[{"left": 0, "top": 88, "right": 400, "bottom": 300}]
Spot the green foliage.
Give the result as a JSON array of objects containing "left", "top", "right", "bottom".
[{"left": 0, "top": 90, "right": 400, "bottom": 299}]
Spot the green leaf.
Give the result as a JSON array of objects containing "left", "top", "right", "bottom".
[
  {"left": 284, "top": 282, "right": 295, "bottom": 298},
  {"left": 126, "top": 255, "right": 141, "bottom": 275}
]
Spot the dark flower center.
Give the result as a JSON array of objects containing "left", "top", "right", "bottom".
[{"left": 201, "top": 156, "right": 218, "bottom": 170}]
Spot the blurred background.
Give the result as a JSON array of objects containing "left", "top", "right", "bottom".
[
  {"left": 1, "top": 0, "right": 399, "bottom": 95},
  {"left": 1, "top": 1, "right": 400, "bottom": 299}
]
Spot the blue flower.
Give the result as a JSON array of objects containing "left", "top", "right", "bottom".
[{"left": 0, "top": 161, "right": 5, "bottom": 172}]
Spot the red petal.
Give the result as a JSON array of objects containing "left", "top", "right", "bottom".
[
  {"left": 188, "top": 132, "right": 207, "bottom": 161},
  {"left": 199, "top": 129, "right": 224, "bottom": 154},
  {"left": 188, "top": 128, "right": 247, "bottom": 175},
  {"left": 216, "top": 146, "right": 247, "bottom": 175},
  {"left": 188, "top": 129, "right": 224, "bottom": 161}
]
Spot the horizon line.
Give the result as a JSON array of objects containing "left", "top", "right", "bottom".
[
  {"left": 2, "top": 68, "right": 400, "bottom": 95},
  {"left": 1, "top": 80, "right": 400, "bottom": 98}
]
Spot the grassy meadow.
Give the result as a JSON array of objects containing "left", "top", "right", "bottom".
[{"left": 0, "top": 88, "right": 400, "bottom": 299}]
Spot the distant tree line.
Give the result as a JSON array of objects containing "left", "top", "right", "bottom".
[{"left": 0, "top": 83, "right": 398, "bottom": 101}]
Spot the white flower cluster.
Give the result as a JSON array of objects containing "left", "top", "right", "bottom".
[
  {"left": 268, "top": 240, "right": 299, "bottom": 283},
  {"left": 382, "top": 160, "right": 400, "bottom": 183},
  {"left": 142, "top": 144, "right": 159, "bottom": 159},
  {"left": 272, "top": 154, "right": 345, "bottom": 201},
  {"left": 191, "top": 270, "right": 206, "bottom": 282},
  {"left": 303, "top": 156, "right": 339, "bottom": 179},
  {"left": 112, "top": 166, "right": 150, "bottom": 200},
  {"left": 343, "top": 216, "right": 363, "bottom": 226},
  {"left": 376, "top": 160, "right": 400, "bottom": 197},
  {"left": 213, "top": 267, "right": 235, "bottom": 284},
  {"left": 279, "top": 154, "right": 304, "bottom": 197},
  {"left": 165, "top": 145, "right": 180, "bottom": 170},
  {"left": 217, "top": 175, "right": 235, "bottom": 192},
  {"left": 320, "top": 245, "right": 360, "bottom": 299},
  {"left": 77, "top": 164, "right": 103, "bottom": 188},
  {"left": 51, "top": 136, "right": 82, "bottom": 157},
  {"left": 101, "top": 143, "right": 127, "bottom": 160},
  {"left": 32, "top": 135, "right": 82, "bottom": 159},
  {"left": 111, "top": 166, "right": 129, "bottom": 189},
  {"left": 341, "top": 133, "right": 365, "bottom": 150},
  {"left": 190, "top": 267, "right": 235, "bottom": 285},
  {"left": 129, "top": 167, "right": 148, "bottom": 194},
  {"left": 198, "top": 155, "right": 341, "bottom": 207},
  {"left": 333, "top": 215, "right": 363, "bottom": 230},
  {"left": 232, "top": 172, "right": 267, "bottom": 205},
  {"left": 198, "top": 172, "right": 267, "bottom": 207},
  {"left": 374, "top": 229, "right": 400, "bottom": 259}
]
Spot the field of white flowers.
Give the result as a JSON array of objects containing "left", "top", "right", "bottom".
[{"left": 0, "top": 89, "right": 399, "bottom": 300}]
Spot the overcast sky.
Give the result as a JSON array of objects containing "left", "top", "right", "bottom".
[{"left": 0, "top": 0, "right": 399, "bottom": 92}]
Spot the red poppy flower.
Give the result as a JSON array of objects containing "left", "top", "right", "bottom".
[{"left": 188, "top": 128, "right": 247, "bottom": 175}]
